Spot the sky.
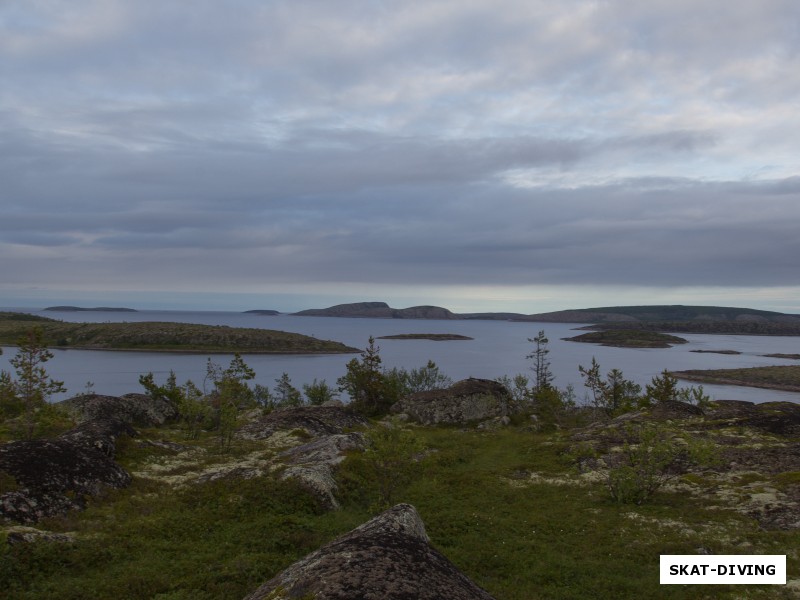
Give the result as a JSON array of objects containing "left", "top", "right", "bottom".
[{"left": 2, "top": 0, "right": 799, "bottom": 314}]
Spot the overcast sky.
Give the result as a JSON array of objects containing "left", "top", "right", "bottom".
[{"left": 2, "top": 0, "right": 799, "bottom": 313}]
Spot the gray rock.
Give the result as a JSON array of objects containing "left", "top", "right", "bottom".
[
  {"left": 0, "top": 436, "right": 131, "bottom": 523},
  {"left": 391, "top": 378, "right": 515, "bottom": 426},
  {"left": 279, "top": 432, "right": 366, "bottom": 509},
  {"left": 5, "top": 526, "right": 76, "bottom": 545},
  {"left": 58, "top": 417, "right": 137, "bottom": 457},
  {"left": 243, "top": 503, "right": 496, "bottom": 600},
  {"left": 58, "top": 393, "right": 178, "bottom": 426},
  {"left": 238, "top": 406, "right": 368, "bottom": 441},
  {"left": 0, "top": 396, "right": 150, "bottom": 524}
]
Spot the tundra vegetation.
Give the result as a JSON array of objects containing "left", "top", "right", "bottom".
[{"left": 1, "top": 329, "right": 799, "bottom": 599}]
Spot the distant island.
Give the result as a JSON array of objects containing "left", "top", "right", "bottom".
[
  {"left": 0, "top": 312, "right": 357, "bottom": 354},
  {"left": 44, "top": 306, "right": 138, "bottom": 312},
  {"left": 293, "top": 302, "right": 459, "bottom": 320},
  {"left": 377, "top": 333, "right": 474, "bottom": 341},
  {"left": 244, "top": 310, "right": 281, "bottom": 315},
  {"left": 287, "top": 301, "right": 800, "bottom": 335}
]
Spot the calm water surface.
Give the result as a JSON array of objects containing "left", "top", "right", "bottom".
[{"left": 2, "top": 308, "right": 799, "bottom": 404}]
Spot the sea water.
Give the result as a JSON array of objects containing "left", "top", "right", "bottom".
[{"left": 1, "top": 308, "right": 799, "bottom": 404}]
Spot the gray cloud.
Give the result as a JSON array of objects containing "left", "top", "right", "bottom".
[{"left": 1, "top": 1, "right": 799, "bottom": 310}]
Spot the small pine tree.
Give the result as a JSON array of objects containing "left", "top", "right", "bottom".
[
  {"left": 274, "top": 372, "right": 303, "bottom": 407},
  {"left": 338, "top": 337, "right": 393, "bottom": 416},
  {"left": 527, "top": 330, "right": 554, "bottom": 392},
  {"left": 303, "top": 379, "right": 338, "bottom": 406},
  {"left": 8, "top": 328, "right": 66, "bottom": 439},
  {"left": 644, "top": 369, "right": 679, "bottom": 405}
]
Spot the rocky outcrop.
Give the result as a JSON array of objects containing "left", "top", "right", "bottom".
[
  {"left": 237, "top": 406, "right": 368, "bottom": 441},
  {"left": 5, "top": 526, "right": 76, "bottom": 545},
  {"left": 704, "top": 400, "right": 800, "bottom": 436},
  {"left": 391, "top": 378, "right": 515, "bottom": 426},
  {"left": 0, "top": 393, "right": 177, "bottom": 523},
  {"left": 0, "top": 436, "right": 131, "bottom": 523},
  {"left": 232, "top": 406, "right": 369, "bottom": 509},
  {"left": 58, "top": 393, "right": 178, "bottom": 426},
  {"left": 244, "top": 503, "right": 496, "bottom": 600},
  {"left": 570, "top": 399, "right": 800, "bottom": 530},
  {"left": 278, "top": 432, "right": 366, "bottom": 509}
]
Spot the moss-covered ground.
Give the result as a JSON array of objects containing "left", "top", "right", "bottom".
[{"left": 2, "top": 421, "right": 799, "bottom": 599}]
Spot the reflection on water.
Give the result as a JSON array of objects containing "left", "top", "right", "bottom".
[{"left": 1, "top": 308, "right": 799, "bottom": 404}]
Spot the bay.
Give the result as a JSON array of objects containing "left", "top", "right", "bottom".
[{"left": 1, "top": 308, "right": 799, "bottom": 404}]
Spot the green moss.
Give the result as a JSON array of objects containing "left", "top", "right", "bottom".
[{"left": 774, "top": 471, "right": 800, "bottom": 488}]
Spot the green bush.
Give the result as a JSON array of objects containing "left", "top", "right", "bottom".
[{"left": 606, "top": 423, "right": 718, "bottom": 504}]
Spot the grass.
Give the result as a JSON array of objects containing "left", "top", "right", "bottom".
[
  {"left": 0, "top": 315, "right": 358, "bottom": 354},
  {"left": 672, "top": 365, "right": 800, "bottom": 392},
  {"left": 2, "top": 423, "right": 799, "bottom": 599}
]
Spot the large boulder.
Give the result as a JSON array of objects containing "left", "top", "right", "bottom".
[
  {"left": 0, "top": 395, "right": 149, "bottom": 524},
  {"left": 243, "top": 503, "right": 496, "bottom": 600},
  {"left": 0, "top": 436, "right": 131, "bottom": 523},
  {"left": 391, "top": 378, "right": 515, "bottom": 426},
  {"left": 58, "top": 393, "right": 178, "bottom": 426}
]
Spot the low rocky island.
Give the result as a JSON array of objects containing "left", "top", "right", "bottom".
[
  {"left": 0, "top": 312, "right": 358, "bottom": 354},
  {"left": 378, "top": 333, "right": 474, "bottom": 341},
  {"left": 689, "top": 349, "right": 742, "bottom": 355},
  {"left": 563, "top": 329, "right": 688, "bottom": 348},
  {"left": 43, "top": 306, "right": 138, "bottom": 312}
]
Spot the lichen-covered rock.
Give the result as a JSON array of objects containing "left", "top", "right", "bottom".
[
  {"left": 0, "top": 437, "right": 131, "bottom": 523},
  {"left": 5, "top": 526, "right": 76, "bottom": 545},
  {"left": 58, "top": 393, "right": 178, "bottom": 426},
  {"left": 0, "top": 400, "right": 143, "bottom": 524},
  {"left": 58, "top": 417, "right": 137, "bottom": 457},
  {"left": 391, "top": 378, "right": 515, "bottom": 426},
  {"left": 243, "top": 503, "right": 496, "bottom": 600},
  {"left": 237, "top": 406, "right": 368, "bottom": 441},
  {"left": 707, "top": 400, "right": 800, "bottom": 436},
  {"left": 278, "top": 432, "right": 366, "bottom": 509},
  {"left": 648, "top": 400, "right": 704, "bottom": 420}
]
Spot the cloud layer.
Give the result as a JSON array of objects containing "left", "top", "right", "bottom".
[{"left": 2, "top": 1, "right": 799, "bottom": 311}]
